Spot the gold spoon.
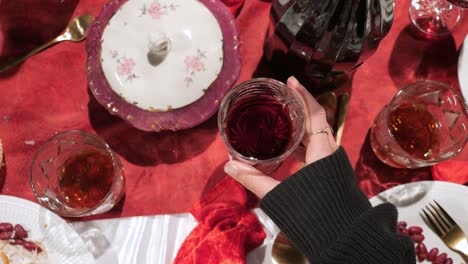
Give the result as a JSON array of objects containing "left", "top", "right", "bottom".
[
  {"left": 0, "top": 14, "right": 95, "bottom": 72},
  {"left": 316, "top": 91, "right": 338, "bottom": 127},
  {"left": 272, "top": 232, "right": 307, "bottom": 264},
  {"left": 335, "top": 92, "right": 350, "bottom": 145}
]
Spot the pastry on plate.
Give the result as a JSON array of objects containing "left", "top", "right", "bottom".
[{"left": 0, "top": 223, "right": 47, "bottom": 264}]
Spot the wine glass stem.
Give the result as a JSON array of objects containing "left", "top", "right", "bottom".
[{"left": 409, "top": 0, "right": 463, "bottom": 36}]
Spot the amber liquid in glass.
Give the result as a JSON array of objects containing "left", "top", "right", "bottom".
[
  {"left": 58, "top": 149, "right": 114, "bottom": 209},
  {"left": 389, "top": 103, "right": 440, "bottom": 159},
  {"left": 226, "top": 94, "right": 292, "bottom": 160}
]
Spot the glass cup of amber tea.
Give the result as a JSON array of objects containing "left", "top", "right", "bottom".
[
  {"left": 218, "top": 78, "right": 306, "bottom": 174},
  {"left": 370, "top": 80, "right": 468, "bottom": 168},
  {"left": 30, "top": 130, "right": 125, "bottom": 217}
]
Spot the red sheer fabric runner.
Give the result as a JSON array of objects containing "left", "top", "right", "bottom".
[{"left": 173, "top": 176, "right": 266, "bottom": 264}]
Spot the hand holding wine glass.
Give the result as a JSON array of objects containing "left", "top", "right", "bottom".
[
  {"left": 223, "top": 76, "right": 338, "bottom": 198},
  {"left": 218, "top": 77, "right": 306, "bottom": 174}
]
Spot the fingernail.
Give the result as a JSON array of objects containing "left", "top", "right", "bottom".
[
  {"left": 288, "top": 76, "right": 299, "bottom": 85},
  {"left": 224, "top": 163, "right": 238, "bottom": 177}
]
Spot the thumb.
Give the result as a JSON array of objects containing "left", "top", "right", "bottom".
[{"left": 224, "top": 160, "right": 280, "bottom": 199}]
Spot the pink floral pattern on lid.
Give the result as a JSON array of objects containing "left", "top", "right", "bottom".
[
  {"left": 140, "top": 1, "right": 178, "bottom": 19},
  {"left": 111, "top": 50, "right": 139, "bottom": 82},
  {"left": 184, "top": 49, "right": 206, "bottom": 87}
]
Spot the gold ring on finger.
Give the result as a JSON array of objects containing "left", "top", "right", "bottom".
[{"left": 310, "top": 127, "right": 333, "bottom": 136}]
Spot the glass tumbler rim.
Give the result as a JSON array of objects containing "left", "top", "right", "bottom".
[
  {"left": 389, "top": 80, "right": 468, "bottom": 114},
  {"left": 386, "top": 80, "right": 468, "bottom": 161},
  {"left": 217, "top": 77, "right": 306, "bottom": 163},
  {"left": 30, "top": 129, "right": 121, "bottom": 217}
]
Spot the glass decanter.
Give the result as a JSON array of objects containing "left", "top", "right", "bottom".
[{"left": 264, "top": 0, "right": 394, "bottom": 93}]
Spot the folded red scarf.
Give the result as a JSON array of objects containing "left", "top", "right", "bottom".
[{"left": 173, "top": 177, "right": 266, "bottom": 264}]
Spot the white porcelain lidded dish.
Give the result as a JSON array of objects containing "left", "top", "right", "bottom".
[{"left": 87, "top": 0, "right": 240, "bottom": 131}]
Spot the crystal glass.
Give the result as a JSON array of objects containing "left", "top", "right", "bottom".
[
  {"left": 218, "top": 78, "right": 305, "bottom": 174},
  {"left": 370, "top": 81, "right": 468, "bottom": 168},
  {"left": 409, "top": 0, "right": 464, "bottom": 37},
  {"left": 31, "top": 130, "right": 125, "bottom": 217}
]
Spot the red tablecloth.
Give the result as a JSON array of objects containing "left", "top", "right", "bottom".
[{"left": 0, "top": 0, "right": 467, "bottom": 220}]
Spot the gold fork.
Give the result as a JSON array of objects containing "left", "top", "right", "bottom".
[{"left": 421, "top": 201, "right": 468, "bottom": 260}]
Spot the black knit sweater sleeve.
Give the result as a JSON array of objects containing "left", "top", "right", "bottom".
[{"left": 260, "top": 147, "right": 416, "bottom": 264}]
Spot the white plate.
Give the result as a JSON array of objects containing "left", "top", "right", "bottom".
[
  {"left": 458, "top": 33, "right": 468, "bottom": 102},
  {"left": 370, "top": 181, "right": 468, "bottom": 263},
  {"left": 0, "top": 195, "right": 95, "bottom": 264}
]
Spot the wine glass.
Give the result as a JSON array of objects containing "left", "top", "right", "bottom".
[
  {"left": 409, "top": 0, "right": 466, "bottom": 37},
  {"left": 370, "top": 80, "right": 468, "bottom": 168},
  {"left": 31, "top": 130, "right": 125, "bottom": 217},
  {"left": 218, "top": 78, "right": 305, "bottom": 174}
]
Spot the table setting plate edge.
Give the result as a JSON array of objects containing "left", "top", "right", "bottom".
[{"left": 0, "top": 195, "right": 95, "bottom": 264}]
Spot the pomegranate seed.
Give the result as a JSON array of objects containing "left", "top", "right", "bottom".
[
  {"left": 397, "top": 221, "right": 455, "bottom": 264},
  {"left": 416, "top": 243, "right": 427, "bottom": 253},
  {"left": 13, "top": 225, "right": 28, "bottom": 239},
  {"left": 411, "top": 234, "right": 425, "bottom": 243},
  {"left": 433, "top": 253, "right": 447, "bottom": 264},
  {"left": 397, "top": 221, "right": 407, "bottom": 228},
  {"left": 400, "top": 229, "right": 409, "bottom": 235},
  {"left": 427, "top": 248, "right": 439, "bottom": 261},
  {"left": 0, "top": 231, "right": 12, "bottom": 240},
  {"left": 1, "top": 223, "right": 42, "bottom": 253},
  {"left": 0, "top": 223, "right": 13, "bottom": 232},
  {"left": 417, "top": 253, "right": 427, "bottom": 262},
  {"left": 22, "top": 241, "right": 42, "bottom": 253},
  {"left": 416, "top": 243, "right": 427, "bottom": 262},
  {"left": 408, "top": 226, "right": 423, "bottom": 235},
  {"left": 9, "top": 239, "right": 25, "bottom": 245}
]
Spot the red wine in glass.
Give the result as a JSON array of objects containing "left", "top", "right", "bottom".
[
  {"left": 218, "top": 78, "right": 305, "bottom": 174},
  {"left": 225, "top": 94, "right": 293, "bottom": 160},
  {"left": 446, "top": 0, "right": 468, "bottom": 8}
]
